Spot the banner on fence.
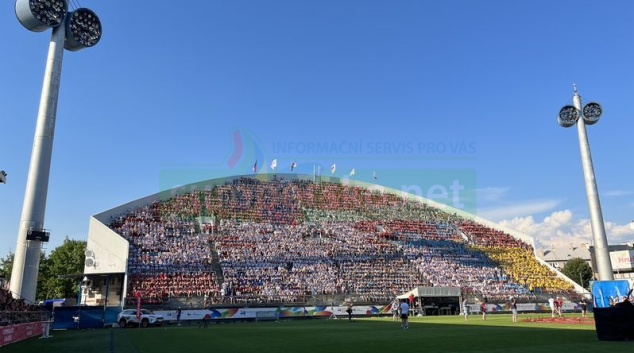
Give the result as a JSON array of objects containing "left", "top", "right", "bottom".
[{"left": 0, "top": 322, "right": 44, "bottom": 347}]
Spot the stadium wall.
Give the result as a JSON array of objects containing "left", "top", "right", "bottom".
[{"left": 85, "top": 217, "right": 129, "bottom": 275}]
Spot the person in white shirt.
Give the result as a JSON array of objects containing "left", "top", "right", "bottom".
[
  {"left": 548, "top": 296, "right": 555, "bottom": 318},
  {"left": 400, "top": 300, "right": 410, "bottom": 329},
  {"left": 392, "top": 299, "right": 399, "bottom": 321}
]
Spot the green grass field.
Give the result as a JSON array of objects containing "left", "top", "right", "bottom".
[{"left": 3, "top": 313, "right": 632, "bottom": 353}]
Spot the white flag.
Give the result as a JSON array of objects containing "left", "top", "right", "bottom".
[
  {"left": 350, "top": 168, "right": 356, "bottom": 176},
  {"left": 331, "top": 164, "right": 336, "bottom": 174},
  {"left": 270, "top": 159, "right": 277, "bottom": 170}
]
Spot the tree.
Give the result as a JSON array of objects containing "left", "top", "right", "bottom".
[
  {"left": 37, "top": 237, "right": 86, "bottom": 300},
  {"left": 562, "top": 257, "right": 593, "bottom": 289},
  {"left": 1, "top": 251, "right": 46, "bottom": 294},
  {"left": 0, "top": 252, "right": 14, "bottom": 281},
  {"left": 1, "top": 238, "right": 85, "bottom": 301}
]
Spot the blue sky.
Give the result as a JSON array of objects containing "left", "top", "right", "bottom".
[{"left": 1, "top": 0, "right": 634, "bottom": 260}]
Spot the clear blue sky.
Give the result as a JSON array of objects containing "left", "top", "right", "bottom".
[{"left": 1, "top": 0, "right": 633, "bottom": 260}]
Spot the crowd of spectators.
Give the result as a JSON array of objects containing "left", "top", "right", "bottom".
[
  {"left": 213, "top": 219, "right": 427, "bottom": 300},
  {"left": 481, "top": 245, "right": 573, "bottom": 293},
  {"left": 456, "top": 221, "right": 573, "bottom": 294},
  {"left": 109, "top": 202, "right": 220, "bottom": 301},
  {"left": 0, "top": 287, "right": 39, "bottom": 312},
  {"left": 457, "top": 221, "right": 529, "bottom": 248},
  {"left": 107, "top": 177, "right": 577, "bottom": 305},
  {"left": 0, "top": 287, "right": 44, "bottom": 326},
  {"left": 128, "top": 272, "right": 218, "bottom": 299}
]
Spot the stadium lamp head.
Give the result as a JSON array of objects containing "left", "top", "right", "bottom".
[
  {"left": 557, "top": 105, "right": 579, "bottom": 128},
  {"left": 64, "top": 8, "right": 102, "bottom": 51},
  {"left": 15, "top": 1, "right": 102, "bottom": 52},
  {"left": 558, "top": 102, "right": 602, "bottom": 128},
  {"left": 582, "top": 102, "right": 602, "bottom": 125},
  {"left": 15, "top": 0, "right": 68, "bottom": 32}
]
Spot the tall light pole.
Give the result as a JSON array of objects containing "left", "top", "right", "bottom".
[
  {"left": 10, "top": 0, "right": 102, "bottom": 303},
  {"left": 557, "top": 85, "right": 614, "bottom": 281}
]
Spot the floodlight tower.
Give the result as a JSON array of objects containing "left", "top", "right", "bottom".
[
  {"left": 557, "top": 85, "right": 613, "bottom": 281},
  {"left": 10, "top": 0, "right": 102, "bottom": 302}
]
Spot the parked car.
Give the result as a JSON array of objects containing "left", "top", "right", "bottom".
[{"left": 117, "top": 309, "right": 163, "bottom": 328}]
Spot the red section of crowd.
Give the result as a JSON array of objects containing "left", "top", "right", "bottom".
[{"left": 456, "top": 220, "right": 528, "bottom": 248}]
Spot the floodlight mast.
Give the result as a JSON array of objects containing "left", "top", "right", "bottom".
[
  {"left": 10, "top": 0, "right": 102, "bottom": 303},
  {"left": 558, "top": 85, "right": 613, "bottom": 281}
]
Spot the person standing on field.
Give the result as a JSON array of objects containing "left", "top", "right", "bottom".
[
  {"left": 346, "top": 303, "right": 353, "bottom": 322},
  {"left": 400, "top": 300, "right": 410, "bottom": 329},
  {"left": 555, "top": 297, "right": 563, "bottom": 317},
  {"left": 481, "top": 299, "right": 487, "bottom": 321},
  {"left": 511, "top": 297, "right": 518, "bottom": 323},
  {"left": 579, "top": 298, "right": 587, "bottom": 318},
  {"left": 392, "top": 299, "right": 399, "bottom": 321},
  {"left": 548, "top": 296, "right": 555, "bottom": 317}
]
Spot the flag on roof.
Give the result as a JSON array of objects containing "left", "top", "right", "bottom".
[
  {"left": 270, "top": 159, "right": 277, "bottom": 170},
  {"left": 290, "top": 161, "right": 297, "bottom": 171},
  {"left": 331, "top": 164, "right": 336, "bottom": 174},
  {"left": 373, "top": 171, "right": 377, "bottom": 180},
  {"left": 253, "top": 160, "right": 258, "bottom": 173},
  {"left": 350, "top": 168, "right": 356, "bottom": 176}
]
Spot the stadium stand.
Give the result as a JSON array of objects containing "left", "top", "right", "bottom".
[
  {"left": 105, "top": 176, "right": 574, "bottom": 307},
  {"left": 0, "top": 287, "right": 48, "bottom": 326}
]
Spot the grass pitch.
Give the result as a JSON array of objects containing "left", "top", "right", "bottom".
[{"left": 3, "top": 313, "right": 631, "bottom": 353}]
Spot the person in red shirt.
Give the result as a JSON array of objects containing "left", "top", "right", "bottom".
[
  {"left": 555, "top": 297, "right": 563, "bottom": 317},
  {"left": 481, "top": 300, "right": 487, "bottom": 320}
]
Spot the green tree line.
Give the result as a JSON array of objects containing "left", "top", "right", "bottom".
[{"left": 0, "top": 237, "right": 86, "bottom": 302}]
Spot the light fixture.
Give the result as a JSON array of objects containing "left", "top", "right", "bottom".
[
  {"left": 557, "top": 105, "right": 579, "bottom": 128},
  {"left": 15, "top": 0, "right": 68, "bottom": 32},
  {"left": 582, "top": 102, "right": 602, "bottom": 125},
  {"left": 64, "top": 8, "right": 102, "bottom": 51}
]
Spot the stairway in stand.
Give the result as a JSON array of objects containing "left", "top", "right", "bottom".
[{"left": 209, "top": 240, "right": 224, "bottom": 286}]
